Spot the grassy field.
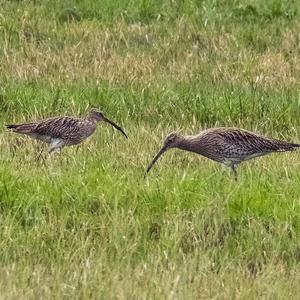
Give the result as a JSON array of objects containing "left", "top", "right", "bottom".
[{"left": 0, "top": 0, "right": 300, "bottom": 299}]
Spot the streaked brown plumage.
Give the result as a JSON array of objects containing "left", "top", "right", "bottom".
[
  {"left": 6, "top": 108, "right": 127, "bottom": 153},
  {"left": 145, "top": 127, "right": 300, "bottom": 179}
]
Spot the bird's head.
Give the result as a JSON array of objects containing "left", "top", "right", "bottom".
[
  {"left": 88, "top": 108, "right": 128, "bottom": 138},
  {"left": 162, "top": 132, "right": 182, "bottom": 149},
  {"left": 144, "top": 132, "right": 182, "bottom": 176},
  {"left": 88, "top": 108, "right": 105, "bottom": 122}
]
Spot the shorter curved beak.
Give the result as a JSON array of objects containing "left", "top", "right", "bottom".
[
  {"left": 144, "top": 146, "right": 167, "bottom": 178},
  {"left": 103, "top": 117, "right": 128, "bottom": 138}
]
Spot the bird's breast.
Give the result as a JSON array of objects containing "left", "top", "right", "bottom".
[{"left": 64, "top": 123, "right": 97, "bottom": 145}]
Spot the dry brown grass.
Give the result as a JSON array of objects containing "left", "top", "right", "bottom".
[
  {"left": 2, "top": 17, "right": 300, "bottom": 89},
  {"left": 1, "top": 20, "right": 204, "bottom": 84},
  {"left": 255, "top": 51, "right": 295, "bottom": 87}
]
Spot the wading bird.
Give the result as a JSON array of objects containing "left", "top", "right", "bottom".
[
  {"left": 145, "top": 127, "right": 299, "bottom": 179},
  {"left": 6, "top": 108, "right": 127, "bottom": 153}
]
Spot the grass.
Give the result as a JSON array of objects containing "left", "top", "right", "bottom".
[{"left": 0, "top": 0, "right": 300, "bottom": 298}]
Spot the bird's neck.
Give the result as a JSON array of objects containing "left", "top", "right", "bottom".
[
  {"left": 86, "top": 114, "right": 98, "bottom": 123},
  {"left": 83, "top": 117, "right": 98, "bottom": 136},
  {"left": 178, "top": 136, "right": 204, "bottom": 154}
]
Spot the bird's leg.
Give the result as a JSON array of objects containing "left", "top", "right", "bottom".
[
  {"left": 48, "top": 147, "right": 56, "bottom": 154},
  {"left": 48, "top": 145, "right": 64, "bottom": 167},
  {"left": 230, "top": 164, "right": 238, "bottom": 181},
  {"left": 35, "top": 148, "right": 48, "bottom": 167},
  {"left": 58, "top": 147, "right": 63, "bottom": 167},
  {"left": 37, "top": 148, "right": 44, "bottom": 161}
]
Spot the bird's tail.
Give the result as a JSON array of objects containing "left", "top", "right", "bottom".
[
  {"left": 6, "top": 124, "right": 19, "bottom": 129},
  {"left": 290, "top": 143, "right": 300, "bottom": 148},
  {"left": 6, "top": 123, "right": 35, "bottom": 134},
  {"left": 276, "top": 141, "right": 300, "bottom": 151}
]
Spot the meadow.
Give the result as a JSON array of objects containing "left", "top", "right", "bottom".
[{"left": 0, "top": 0, "right": 300, "bottom": 298}]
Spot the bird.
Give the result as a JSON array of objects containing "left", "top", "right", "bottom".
[
  {"left": 145, "top": 127, "right": 300, "bottom": 180},
  {"left": 6, "top": 108, "right": 128, "bottom": 154}
]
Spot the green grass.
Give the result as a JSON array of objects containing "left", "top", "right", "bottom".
[{"left": 0, "top": 0, "right": 300, "bottom": 298}]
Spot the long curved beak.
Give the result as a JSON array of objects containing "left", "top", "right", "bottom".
[
  {"left": 144, "top": 146, "right": 167, "bottom": 178},
  {"left": 103, "top": 117, "right": 128, "bottom": 138}
]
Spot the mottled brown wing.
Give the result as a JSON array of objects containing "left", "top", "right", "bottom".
[
  {"left": 32, "top": 117, "right": 82, "bottom": 140},
  {"left": 219, "top": 129, "right": 298, "bottom": 155}
]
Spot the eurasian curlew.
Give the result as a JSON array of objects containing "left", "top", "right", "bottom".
[
  {"left": 145, "top": 127, "right": 300, "bottom": 179},
  {"left": 6, "top": 108, "right": 128, "bottom": 153}
]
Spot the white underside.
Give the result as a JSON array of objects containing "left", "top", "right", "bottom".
[
  {"left": 223, "top": 152, "right": 267, "bottom": 166},
  {"left": 49, "top": 138, "right": 65, "bottom": 152}
]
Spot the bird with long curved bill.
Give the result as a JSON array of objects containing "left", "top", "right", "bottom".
[
  {"left": 145, "top": 127, "right": 300, "bottom": 180},
  {"left": 6, "top": 108, "right": 128, "bottom": 154}
]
